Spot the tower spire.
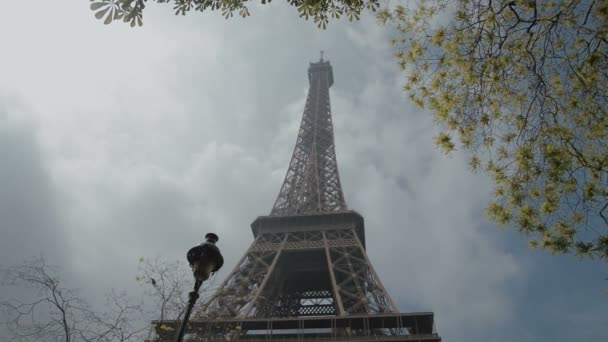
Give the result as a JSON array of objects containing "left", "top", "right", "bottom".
[{"left": 271, "top": 58, "right": 346, "bottom": 216}]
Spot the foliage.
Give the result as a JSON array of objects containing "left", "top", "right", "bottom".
[
  {"left": 136, "top": 257, "right": 205, "bottom": 341},
  {"left": 0, "top": 257, "right": 211, "bottom": 342},
  {"left": 0, "top": 257, "right": 145, "bottom": 342},
  {"left": 136, "top": 257, "right": 189, "bottom": 326},
  {"left": 378, "top": 0, "right": 608, "bottom": 259},
  {"left": 89, "top": 0, "right": 380, "bottom": 28}
]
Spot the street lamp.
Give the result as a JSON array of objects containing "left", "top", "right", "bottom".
[{"left": 174, "top": 233, "right": 224, "bottom": 342}]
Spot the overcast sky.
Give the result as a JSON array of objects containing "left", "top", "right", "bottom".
[{"left": 0, "top": 1, "right": 606, "bottom": 341}]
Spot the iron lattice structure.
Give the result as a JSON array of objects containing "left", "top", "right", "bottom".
[
  {"left": 150, "top": 58, "right": 440, "bottom": 342},
  {"left": 271, "top": 59, "right": 346, "bottom": 216}
]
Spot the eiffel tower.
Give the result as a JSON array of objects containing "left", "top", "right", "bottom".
[{"left": 152, "top": 56, "right": 440, "bottom": 341}]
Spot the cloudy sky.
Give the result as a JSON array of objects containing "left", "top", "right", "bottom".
[{"left": 0, "top": 1, "right": 606, "bottom": 341}]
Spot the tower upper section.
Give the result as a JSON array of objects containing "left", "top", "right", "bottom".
[
  {"left": 308, "top": 59, "right": 334, "bottom": 88},
  {"left": 271, "top": 58, "right": 346, "bottom": 216}
]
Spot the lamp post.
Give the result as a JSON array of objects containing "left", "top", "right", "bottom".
[{"left": 174, "top": 233, "right": 224, "bottom": 342}]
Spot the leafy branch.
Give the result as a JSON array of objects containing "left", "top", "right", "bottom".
[{"left": 89, "top": 0, "right": 380, "bottom": 28}]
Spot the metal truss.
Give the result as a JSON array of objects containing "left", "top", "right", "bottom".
[
  {"left": 195, "top": 228, "right": 397, "bottom": 321},
  {"left": 271, "top": 59, "right": 346, "bottom": 216}
]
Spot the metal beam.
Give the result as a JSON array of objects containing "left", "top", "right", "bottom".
[
  {"left": 323, "top": 231, "right": 345, "bottom": 315},
  {"left": 242, "top": 234, "right": 288, "bottom": 317}
]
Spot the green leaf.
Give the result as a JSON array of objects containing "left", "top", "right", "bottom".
[
  {"left": 104, "top": 11, "right": 114, "bottom": 24},
  {"left": 95, "top": 6, "right": 111, "bottom": 20},
  {"left": 90, "top": 2, "right": 107, "bottom": 11}
]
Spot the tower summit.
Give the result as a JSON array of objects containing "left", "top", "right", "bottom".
[{"left": 151, "top": 57, "right": 441, "bottom": 342}]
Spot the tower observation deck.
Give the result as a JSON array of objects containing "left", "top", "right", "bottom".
[{"left": 150, "top": 57, "right": 441, "bottom": 342}]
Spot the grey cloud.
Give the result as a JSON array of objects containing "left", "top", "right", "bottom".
[
  {"left": 0, "top": 100, "right": 73, "bottom": 340},
  {"left": 0, "top": 104, "right": 67, "bottom": 267}
]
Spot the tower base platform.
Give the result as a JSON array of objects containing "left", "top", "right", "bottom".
[{"left": 149, "top": 312, "right": 441, "bottom": 342}]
